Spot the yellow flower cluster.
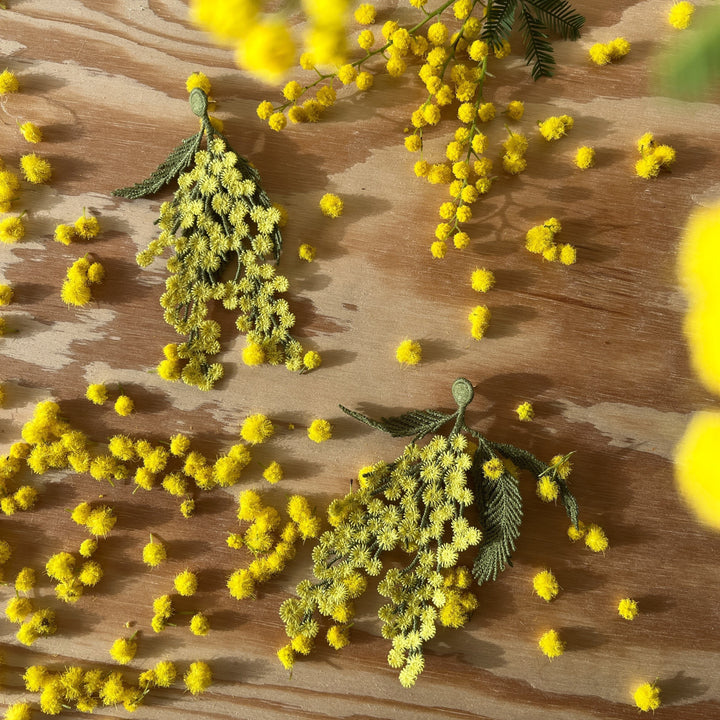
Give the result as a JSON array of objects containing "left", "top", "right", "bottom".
[
  {"left": 60, "top": 256, "right": 104, "bottom": 306},
  {"left": 468, "top": 304, "right": 490, "bottom": 340},
  {"left": 675, "top": 205, "right": 720, "bottom": 531},
  {"left": 190, "top": 0, "right": 350, "bottom": 83},
  {"left": 279, "top": 435, "right": 483, "bottom": 687},
  {"left": 635, "top": 132, "right": 676, "bottom": 179},
  {"left": 227, "top": 490, "right": 320, "bottom": 602},
  {"left": 618, "top": 597, "right": 639, "bottom": 620},
  {"left": 135, "top": 129, "right": 311, "bottom": 388},
  {"left": 574, "top": 145, "right": 596, "bottom": 169},
  {"left": 54, "top": 211, "right": 101, "bottom": 245},
  {"left": 109, "top": 635, "right": 137, "bottom": 665},
  {"left": 538, "top": 114, "right": 574, "bottom": 141},
  {"left": 515, "top": 401, "right": 534, "bottom": 422},
  {"left": 588, "top": 37, "right": 631, "bottom": 66},
  {"left": 634, "top": 681, "right": 661, "bottom": 712},
  {"left": 524, "top": 218, "right": 577, "bottom": 265},
  {"left": 22, "top": 659, "right": 207, "bottom": 713},
  {"left": 307, "top": 418, "right": 332, "bottom": 443}
]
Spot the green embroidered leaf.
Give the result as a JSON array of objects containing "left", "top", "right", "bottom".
[
  {"left": 112, "top": 132, "right": 203, "bottom": 199},
  {"left": 473, "top": 471, "right": 523, "bottom": 584},
  {"left": 523, "top": 0, "right": 585, "bottom": 40},
  {"left": 340, "top": 406, "right": 453, "bottom": 440}
]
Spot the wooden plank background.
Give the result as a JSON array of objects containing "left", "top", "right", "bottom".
[{"left": 1, "top": 1, "right": 719, "bottom": 718}]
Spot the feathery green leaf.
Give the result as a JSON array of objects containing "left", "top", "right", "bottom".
[
  {"left": 113, "top": 132, "right": 203, "bottom": 199},
  {"left": 473, "top": 471, "right": 523, "bottom": 584}
]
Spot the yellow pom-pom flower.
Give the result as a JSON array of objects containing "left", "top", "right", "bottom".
[
  {"left": 86, "top": 383, "right": 108, "bottom": 405},
  {"left": 471, "top": 268, "right": 495, "bottom": 293},
  {"left": 533, "top": 570, "right": 560, "bottom": 602},
  {"left": 538, "top": 629, "right": 565, "bottom": 659},
  {"left": 240, "top": 413, "right": 274, "bottom": 444},
  {"left": 674, "top": 411, "right": 720, "bottom": 530},
  {"left": 242, "top": 341, "right": 266, "bottom": 366},
  {"left": 516, "top": 401, "right": 534, "bottom": 421},
  {"left": 19, "top": 122, "right": 42, "bottom": 144},
  {"left": 190, "top": 612, "right": 210, "bottom": 636},
  {"left": 277, "top": 644, "right": 295, "bottom": 669},
  {"left": 669, "top": 1, "right": 694, "bottom": 29},
  {"left": 584, "top": 523, "right": 609, "bottom": 552},
  {"left": 396, "top": 339, "right": 422, "bottom": 366},
  {"left": 0, "top": 216, "right": 25, "bottom": 244},
  {"left": 298, "top": 243, "right": 316, "bottom": 262},
  {"left": 319, "top": 193, "right": 344, "bottom": 218},
  {"left": 114, "top": 394, "right": 134, "bottom": 416},
  {"left": 186, "top": 71, "right": 212, "bottom": 94},
  {"left": 142, "top": 537, "right": 167, "bottom": 567},
  {"left": 633, "top": 681, "right": 661, "bottom": 712},
  {"left": 109, "top": 636, "right": 137, "bottom": 665},
  {"left": 575, "top": 146, "right": 595, "bottom": 169},
  {"left": 303, "top": 350, "right": 321, "bottom": 370},
  {"left": 183, "top": 661, "right": 212, "bottom": 695},
  {"left": 618, "top": 597, "right": 639, "bottom": 620},
  {"left": 263, "top": 460, "right": 283, "bottom": 484},
  {"left": 174, "top": 569, "right": 198, "bottom": 596},
  {"left": 20, "top": 154, "right": 52, "bottom": 184},
  {"left": 75, "top": 213, "right": 100, "bottom": 239},
  {"left": 0, "top": 69, "right": 20, "bottom": 95},
  {"left": 308, "top": 418, "right": 332, "bottom": 443}
]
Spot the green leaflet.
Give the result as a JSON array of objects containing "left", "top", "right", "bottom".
[
  {"left": 112, "top": 132, "right": 203, "bottom": 200},
  {"left": 472, "top": 470, "right": 523, "bottom": 583},
  {"left": 339, "top": 406, "right": 454, "bottom": 441}
]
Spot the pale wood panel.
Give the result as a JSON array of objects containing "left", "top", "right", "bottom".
[{"left": 1, "top": 1, "right": 720, "bottom": 718}]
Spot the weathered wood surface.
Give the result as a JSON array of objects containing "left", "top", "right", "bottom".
[{"left": 1, "top": 1, "right": 720, "bottom": 718}]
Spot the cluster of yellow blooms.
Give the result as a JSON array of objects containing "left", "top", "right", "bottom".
[
  {"left": 635, "top": 132, "right": 676, "bottom": 179},
  {"left": 588, "top": 37, "right": 631, "bottom": 66},
  {"left": 278, "top": 435, "right": 487, "bottom": 686},
  {"left": 524, "top": 218, "right": 577, "bottom": 265},
  {"left": 227, "top": 490, "right": 321, "bottom": 603},
  {"left": 18, "top": 659, "right": 211, "bottom": 714},
  {"left": 675, "top": 204, "right": 720, "bottom": 531},
  {"left": 277, "top": 379, "right": 589, "bottom": 686},
  {"left": 124, "top": 83, "right": 316, "bottom": 389},
  {"left": 60, "top": 256, "right": 105, "bottom": 307},
  {"left": 54, "top": 211, "right": 101, "bottom": 246},
  {"left": 190, "top": 0, "right": 351, "bottom": 83}
]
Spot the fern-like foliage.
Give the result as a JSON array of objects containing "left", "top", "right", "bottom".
[
  {"left": 340, "top": 406, "right": 453, "bottom": 441},
  {"left": 473, "top": 470, "right": 523, "bottom": 584},
  {"left": 482, "top": 0, "right": 585, "bottom": 79},
  {"left": 113, "top": 132, "right": 202, "bottom": 200}
]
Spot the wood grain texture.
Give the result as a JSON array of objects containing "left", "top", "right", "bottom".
[{"left": 1, "top": 1, "right": 720, "bottom": 718}]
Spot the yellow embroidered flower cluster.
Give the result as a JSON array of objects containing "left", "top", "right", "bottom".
[
  {"left": 135, "top": 133, "right": 308, "bottom": 389},
  {"left": 279, "top": 435, "right": 482, "bottom": 686}
]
